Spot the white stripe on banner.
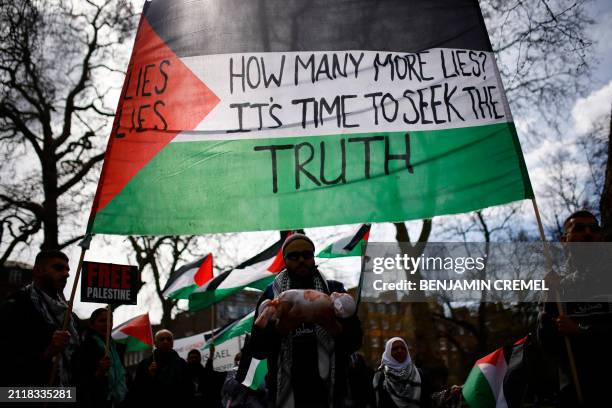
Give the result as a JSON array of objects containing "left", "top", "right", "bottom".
[{"left": 174, "top": 48, "right": 509, "bottom": 142}]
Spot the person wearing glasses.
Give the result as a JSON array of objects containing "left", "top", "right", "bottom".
[
  {"left": 248, "top": 233, "right": 363, "bottom": 408},
  {"left": 537, "top": 210, "right": 611, "bottom": 407}
]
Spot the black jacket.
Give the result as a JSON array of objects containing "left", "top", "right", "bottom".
[
  {"left": 0, "top": 287, "right": 80, "bottom": 386},
  {"left": 128, "top": 349, "right": 192, "bottom": 406},
  {"left": 537, "top": 299, "right": 612, "bottom": 406}
]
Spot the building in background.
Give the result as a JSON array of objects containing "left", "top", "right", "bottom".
[{"left": 0, "top": 261, "right": 32, "bottom": 299}]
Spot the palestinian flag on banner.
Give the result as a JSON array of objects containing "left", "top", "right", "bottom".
[
  {"left": 88, "top": 0, "right": 533, "bottom": 236},
  {"left": 111, "top": 313, "right": 154, "bottom": 352},
  {"left": 462, "top": 336, "right": 528, "bottom": 408},
  {"left": 318, "top": 224, "right": 370, "bottom": 258},
  {"left": 162, "top": 253, "right": 213, "bottom": 299},
  {"left": 188, "top": 234, "right": 288, "bottom": 311}
]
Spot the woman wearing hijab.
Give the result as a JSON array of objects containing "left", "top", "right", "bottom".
[
  {"left": 373, "top": 337, "right": 430, "bottom": 408},
  {"left": 74, "top": 308, "right": 128, "bottom": 407}
]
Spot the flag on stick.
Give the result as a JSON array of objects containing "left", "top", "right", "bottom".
[
  {"left": 242, "top": 357, "right": 267, "bottom": 391},
  {"left": 111, "top": 313, "right": 154, "bottom": 352},
  {"left": 162, "top": 253, "right": 213, "bottom": 299},
  {"left": 462, "top": 336, "right": 528, "bottom": 408},
  {"left": 203, "top": 311, "right": 268, "bottom": 390},
  {"left": 204, "top": 311, "right": 255, "bottom": 348},
  {"left": 188, "top": 234, "right": 288, "bottom": 311},
  {"left": 317, "top": 224, "right": 371, "bottom": 258}
]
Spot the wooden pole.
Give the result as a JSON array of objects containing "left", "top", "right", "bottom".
[
  {"left": 355, "top": 240, "right": 369, "bottom": 310},
  {"left": 62, "top": 242, "right": 88, "bottom": 329},
  {"left": 211, "top": 303, "right": 216, "bottom": 330},
  {"left": 48, "top": 235, "right": 91, "bottom": 387},
  {"left": 531, "top": 198, "right": 583, "bottom": 405},
  {"left": 151, "top": 316, "right": 156, "bottom": 363},
  {"left": 104, "top": 305, "right": 112, "bottom": 356}
]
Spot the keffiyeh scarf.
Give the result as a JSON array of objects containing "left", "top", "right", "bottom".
[
  {"left": 28, "top": 284, "right": 79, "bottom": 386},
  {"left": 272, "top": 269, "right": 336, "bottom": 408},
  {"left": 380, "top": 337, "right": 421, "bottom": 408}
]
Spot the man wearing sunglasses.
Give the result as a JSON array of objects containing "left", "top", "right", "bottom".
[
  {"left": 246, "top": 233, "right": 363, "bottom": 408},
  {"left": 537, "top": 210, "right": 611, "bottom": 407}
]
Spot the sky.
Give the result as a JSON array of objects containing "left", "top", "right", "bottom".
[
  {"left": 9, "top": 0, "right": 612, "bottom": 327},
  {"left": 570, "top": 1, "right": 612, "bottom": 128}
]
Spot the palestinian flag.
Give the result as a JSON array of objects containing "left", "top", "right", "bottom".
[
  {"left": 205, "top": 311, "right": 255, "bottom": 348},
  {"left": 162, "top": 253, "right": 213, "bottom": 299},
  {"left": 188, "top": 234, "right": 287, "bottom": 311},
  {"left": 203, "top": 311, "right": 269, "bottom": 390},
  {"left": 462, "top": 336, "right": 528, "bottom": 408},
  {"left": 111, "top": 313, "right": 154, "bottom": 352},
  {"left": 88, "top": 0, "right": 533, "bottom": 236},
  {"left": 318, "top": 224, "right": 370, "bottom": 258},
  {"left": 242, "top": 357, "right": 268, "bottom": 391}
]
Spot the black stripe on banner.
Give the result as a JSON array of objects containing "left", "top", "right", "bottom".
[{"left": 143, "top": 0, "right": 493, "bottom": 57}]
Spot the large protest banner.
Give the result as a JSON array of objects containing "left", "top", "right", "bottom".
[{"left": 88, "top": 0, "right": 533, "bottom": 235}]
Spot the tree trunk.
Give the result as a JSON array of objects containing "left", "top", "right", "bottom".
[
  {"left": 161, "top": 298, "right": 174, "bottom": 328},
  {"left": 393, "top": 221, "right": 447, "bottom": 385},
  {"left": 41, "top": 150, "right": 59, "bottom": 250}
]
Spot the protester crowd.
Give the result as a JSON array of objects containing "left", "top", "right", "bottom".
[{"left": 0, "top": 212, "right": 608, "bottom": 407}]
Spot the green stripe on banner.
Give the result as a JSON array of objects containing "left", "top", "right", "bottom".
[{"left": 91, "top": 123, "right": 532, "bottom": 235}]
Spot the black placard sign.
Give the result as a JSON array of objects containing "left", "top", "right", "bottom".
[{"left": 81, "top": 261, "right": 139, "bottom": 305}]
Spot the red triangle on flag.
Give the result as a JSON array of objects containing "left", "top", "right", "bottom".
[
  {"left": 476, "top": 347, "right": 504, "bottom": 366},
  {"left": 266, "top": 231, "right": 294, "bottom": 273},
  {"left": 266, "top": 246, "right": 286, "bottom": 273},
  {"left": 90, "top": 16, "right": 220, "bottom": 216},
  {"left": 194, "top": 254, "right": 214, "bottom": 286},
  {"left": 119, "top": 313, "right": 154, "bottom": 346}
]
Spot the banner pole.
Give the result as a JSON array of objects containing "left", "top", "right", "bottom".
[
  {"left": 530, "top": 197, "right": 583, "bottom": 405},
  {"left": 105, "top": 305, "right": 112, "bottom": 356},
  {"left": 150, "top": 314, "right": 156, "bottom": 363},
  {"left": 355, "top": 239, "right": 369, "bottom": 311},
  {"left": 48, "top": 234, "right": 92, "bottom": 386}
]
